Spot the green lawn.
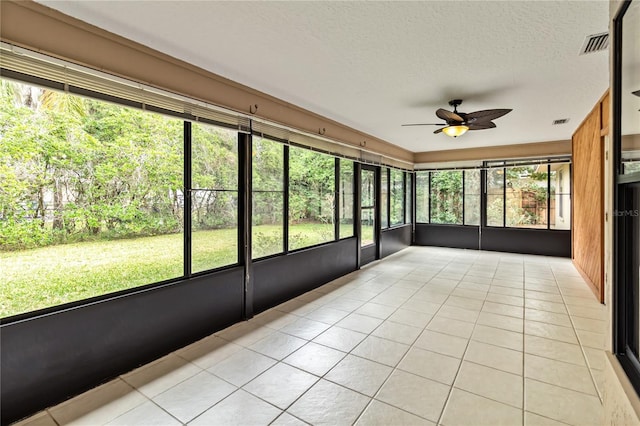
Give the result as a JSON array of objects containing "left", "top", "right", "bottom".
[{"left": 0, "top": 223, "right": 356, "bottom": 318}]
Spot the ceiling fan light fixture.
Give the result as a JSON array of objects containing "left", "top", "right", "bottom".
[{"left": 443, "top": 125, "right": 469, "bottom": 138}]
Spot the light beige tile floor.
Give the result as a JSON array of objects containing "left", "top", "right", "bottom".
[{"left": 15, "top": 247, "right": 607, "bottom": 426}]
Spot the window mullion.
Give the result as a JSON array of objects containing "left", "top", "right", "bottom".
[
  {"left": 283, "top": 144, "right": 290, "bottom": 254},
  {"left": 184, "top": 121, "right": 192, "bottom": 278},
  {"left": 334, "top": 158, "right": 340, "bottom": 241}
]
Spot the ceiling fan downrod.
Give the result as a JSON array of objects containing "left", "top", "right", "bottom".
[{"left": 448, "top": 99, "right": 463, "bottom": 114}]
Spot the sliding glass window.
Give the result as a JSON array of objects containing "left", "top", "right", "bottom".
[
  {"left": 251, "top": 136, "right": 284, "bottom": 259},
  {"left": 339, "top": 159, "right": 355, "bottom": 238},
  {"left": 486, "top": 162, "right": 570, "bottom": 230},
  {"left": 505, "top": 166, "right": 548, "bottom": 228},
  {"left": 486, "top": 168, "right": 505, "bottom": 227},
  {"left": 550, "top": 164, "right": 571, "bottom": 230},
  {"left": 390, "top": 168, "right": 405, "bottom": 226},
  {"left": 361, "top": 168, "right": 376, "bottom": 246},
  {"left": 191, "top": 123, "right": 238, "bottom": 272},
  {"left": 381, "top": 167, "right": 389, "bottom": 228},
  {"left": 430, "top": 171, "right": 463, "bottom": 224},
  {"left": 288, "top": 146, "right": 335, "bottom": 250},
  {"left": 415, "top": 171, "right": 429, "bottom": 223},
  {"left": 464, "top": 170, "right": 481, "bottom": 226},
  {"left": 0, "top": 79, "right": 183, "bottom": 317},
  {"left": 406, "top": 172, "right": 413, "bottom": 224}
]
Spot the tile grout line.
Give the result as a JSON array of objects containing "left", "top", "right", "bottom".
[
  {"left": 276, "top": 253, "right": 437, "bottom": 424},
  {"left": 352, "top": 255, "right": 454, "bottom": 425},
  {"left": 435, "top": 253, "right": 500, "bottom": 426},
  {"left": 33, "top": 250, "right": 602, "bottom": 426},
  {"left": 550, "top": 265, "right": 604, "bottom": 404}
]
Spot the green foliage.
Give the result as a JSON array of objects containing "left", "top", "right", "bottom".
[
  {"left": 0, "top": 218, "right": 58, "bottom": 249},
  {"left": 289, "top": 147, "right": 335, "bottom": 224},
  {"left": 390, "top": 169, "right": 405, "bottom": 226},
  {"left": 463, "top": 170, "right": 481, "bottom": 225},
  {"left": 339, "top": 160, "right": 354, "bottom": 238},
  {"left": 0, "top": 81, "right": 194, "bottom": 250},
  {"left": 381, "top": 168, "right": 389, "bottom": 227},
  {"left": 430, "top": 171, "right": 463, "bottom": 224},
  {"left": 505, "top": 166, "right": 548, "bottom": 227},
  {"left": 0, "top": 79, "right": 363, "bottom": 316},
  {"left": 192, "top": 123, "right": 238, "bottom": 230},
  {"left": 415, "top": 172, "right": 429, "bottom": 223},
  {"left": 252, "top": 225, "right": 283, "bottom": 258},
  {"left": 1, "top": 231, "right": 184, "bottom": 317}
]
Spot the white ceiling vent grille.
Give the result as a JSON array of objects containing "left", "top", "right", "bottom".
[
  {"left": 553, "top": 118, "right": 569, "bottom": 125},
  {"left": 579, "top": 32, "right": 609, "bottom": 55}
]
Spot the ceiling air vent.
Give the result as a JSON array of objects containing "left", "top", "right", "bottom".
[
  {"left": 579, "top": 32, "right": 609, "bottom": 55},
  {"left": 553, "top": 118, "right": 569, "bottom": 125}
]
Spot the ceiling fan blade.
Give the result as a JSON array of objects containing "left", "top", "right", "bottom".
[
  {"left": 468, "top": 122, "right": 497, "bottom": 130},
  {"left": 433, "top": 127, "right": 446, "bottom": 134},
  {"left": 465, "top": 109, "right": 512, "bottom": 123},
  {"left": 436, "top": 108, "right": 463, "bottom": 123},
  {"left": 401, "top": 123, "right": 444, "bottom": 126}
]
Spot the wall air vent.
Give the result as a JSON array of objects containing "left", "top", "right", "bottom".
[
  {"left": 579, "top": 32, "right": 609, "bottom": 55},
  {"left": 553, "top": 118, "right": 570, "bottom": 125}
]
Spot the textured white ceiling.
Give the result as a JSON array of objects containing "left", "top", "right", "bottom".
[{"left": 37, "top": 0, "right": 610, "bottom": 153}]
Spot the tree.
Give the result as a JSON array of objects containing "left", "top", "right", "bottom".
[
  {"left": 430, "top": 170, "right": 463, "bottom": 224},
  {"left": 0, "top": 79, "right": 187, "bottom": 249}
]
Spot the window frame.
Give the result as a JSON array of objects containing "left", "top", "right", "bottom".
[
  {"left": 189, "top": 121, "right": 242, "bottom": 275},
  {"left": 286, "top": 144, "right": 338, "bottom": 252},
  {"left": 0, "top": 76, "right": 245, "bottom": 321},
  {"left": 613, "top": 0, "right": 640, "bottom": 395},
  {"left": 415, "top": 159, "right": 571, "bottom": 230},
  {"left": 389, "top": 168, "right": 406, "bottom": 227},
  {"left": 380, "top": 167, "right": 390, "bottom": 229},
  {"left": 429, "top": 170, "right": 464, "bottom": 225},
  {"left": 338, "top": 158, "right": 356, "bottom": 240},
  {"left": 251, "top": 135, "right": 286, "bottom": 260},
  {"left": 484, "top": 160, "right": 571, "bottom": 231}
]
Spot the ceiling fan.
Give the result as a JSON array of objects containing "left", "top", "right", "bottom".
[{"left": 402, "top": 99, "right": 512, "bottom": 137}]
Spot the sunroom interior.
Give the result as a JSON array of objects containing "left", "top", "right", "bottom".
[{"left": 1, "top": 0, "right": 640, "bottom": 425}]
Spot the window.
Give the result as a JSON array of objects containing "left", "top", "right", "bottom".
[
  {"left": 191, "top": 123, "right": 238, "bottom": 272},
  {"left": 390, "top": 168, "right": 405, "bottom": 226},
  {"left": 430, "top": 171, "right": 463, "bottom": 224},
  {"left": 416, "top": 162, "right": 570, "bottom": 230},
  {"left": 381, "top": 167, "right": 389, "bottom": 228},
  {"left": 614, "top": 0, "right": 640, "bottom": 396},
  {"left": 550, "top": 165, "right": 571, "bottom": 230},
  {"left": 505, "top": 166, "right": 548, "bottom": 228},
  {"left": 0, "top": 79, "right": 183, "bottom": 317},
  {"left": 464, "top": 170, "right": 481, "bottom": 226},
  {"left": 339, "top": 159, "right": 354, "bottom": 238},
  {"left": 415, "top": 171, "right": 429, "bottom": 223},
  {"left": 288, "top": 146, "right": 335, "bottom": 250},
  {"left": 486, "top": 162, "right": 570, "bottom": 230},
  {"left": 361, "top": 168, "right": 376, "bottom": 246},
  {"left": 251, "top": 136, "right": 284, "bottom": 259},
  {"left": 406, "top": 172, "right": 413, "bottom": 224},
  {"left": 486, "top": 168, "right": 505, "bottom": 227}
]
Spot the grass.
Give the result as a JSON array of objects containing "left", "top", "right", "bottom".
[{"left": 0, "top": 223, "right": 355, "bottom": 318}]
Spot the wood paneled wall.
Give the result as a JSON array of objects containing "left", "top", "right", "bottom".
[{"left": 572, "top": 92, "right": 608, "bottom": 302}]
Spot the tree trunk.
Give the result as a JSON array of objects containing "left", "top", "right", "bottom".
[{"left": 52, "top": 177, "right": 63, "bottom": 230}]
